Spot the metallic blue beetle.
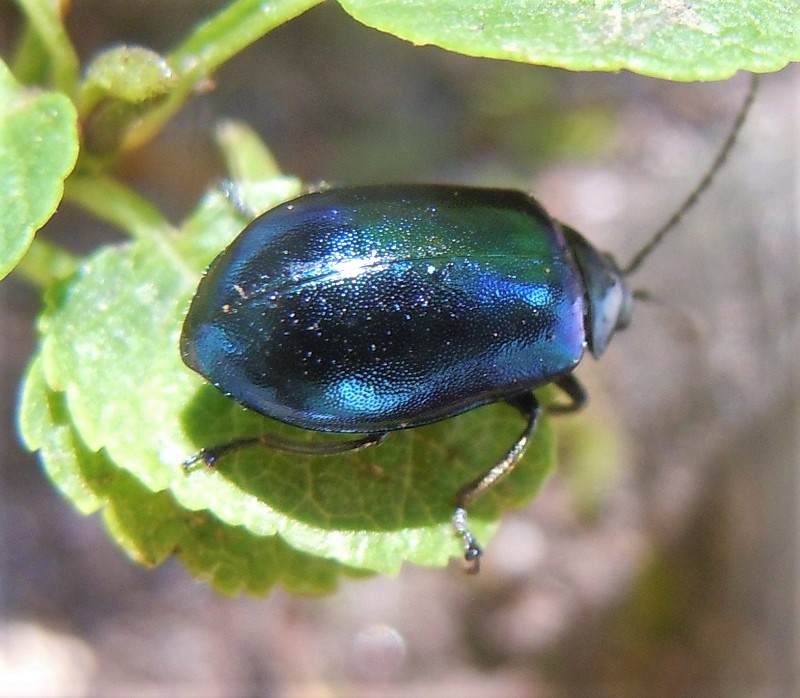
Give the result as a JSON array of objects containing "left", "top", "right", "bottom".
[
  {"left": 182, "top": 186, "right": 633, "bottom": 431},
  {"left": 181, "top": 185, "right": 631, "bottom": 569},
  {"left": 181, "top": 77, "right": 756, "bottom": 572}
]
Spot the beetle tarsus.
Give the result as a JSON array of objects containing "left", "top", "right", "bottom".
[
  {"left": 448, "top": 393, "right": 541, "bottom": 573},
  {"left": 464, "top": 545, "right": 482, "bottom": 575},
  {"left": 452, "top": 506, "right": 483, "bottom": 574},
  {"left": 182, "top": 448, "right": 216, "bottom": 472}
]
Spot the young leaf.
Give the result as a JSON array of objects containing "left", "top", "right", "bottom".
[
  {"left": 0, "top": 60, "right": 78, "bottom": 280},
  {"left": 79, "top": 47, "right": 177, "bottom": 155},
  {"left": 338, "top": 0, "right": 799, "bottom": 80},
  {"left": 82, "top": 46, "right": 176, "bottom": 105}
]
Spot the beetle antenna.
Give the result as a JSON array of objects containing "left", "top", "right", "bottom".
[{"left": 623, "top": 74, "right": 759, "bottom": 277}]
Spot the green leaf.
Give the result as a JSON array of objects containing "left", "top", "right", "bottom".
[
  {"left": 338, "top": 0, "right": 799, "bottom": 80},
  {"left": 0, "top": 60, "right": 78, "bottom": 280},
  {"left": 26, "top": 176, "right": 555, "bottom": 584},
  {"left": 19, "top": 356, "right": 103, "bottom": 515},
  {"left": 19, "top": 357, "right": 368, "bottom": 595}
]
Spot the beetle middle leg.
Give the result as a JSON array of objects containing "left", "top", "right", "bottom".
[
  {"left": 452, "top": 392, "right": 541, "bottom": 574},
  {"left": 548, "top": 374, "right": 587, "bottom": 413},
  {"left": 183, "top": 431, "right": 388, "bottom": 470}
]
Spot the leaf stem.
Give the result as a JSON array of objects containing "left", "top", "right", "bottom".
[
  {"left": 120, "top": 0, "right": 324, "bottom": 151},
  {"left": 9, "top": 23, "right": 48, "bottom": 85},
  {"left": 15, "top": 0, "right": 80, "bottom": 96},
  {"left": 13, "top": 238, "right": 78, "bottom": 289},
  {"left": 65, "top": 176, "right": 174, "bottom": 244}
]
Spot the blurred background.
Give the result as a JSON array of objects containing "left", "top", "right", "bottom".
[{"left": 0, "top": 1, "right": 798, "bottom": 695}]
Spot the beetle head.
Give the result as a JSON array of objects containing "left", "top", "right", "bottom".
[{"left": 562, "top": 225, "right": 633, "bottom": 358}]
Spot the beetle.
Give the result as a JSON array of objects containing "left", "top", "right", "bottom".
[{"left": 181, "top": 76, "right": 757, "bottom": 573}]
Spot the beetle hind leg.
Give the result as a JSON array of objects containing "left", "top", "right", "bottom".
[
  {"left": 183, "top": 431, "right": 388, "bottom": 470},
  {"left": 452, "top": 392, "right": 541, "bottom": 574}
]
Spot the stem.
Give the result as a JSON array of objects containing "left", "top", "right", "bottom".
[
  {"left": 121, "top": 0, "right": 324, "bottom": 151},
  {"left": 13, "top": 238, "right": 77, "bottom": 289},
  {"left": 10, "top": 23, "right": 49, "bottom": 85},
  {"left": 15, "top": 0, "right": 80, "bottom": 96},
  {"left": 171, "top": 0, "right": 323, "bottom": 71},
  {"left": 65, "top": 176, "right": 199, "bottom": 282},
  {"left": 65, "top": 176, "right": 173, "bottom": 245}
]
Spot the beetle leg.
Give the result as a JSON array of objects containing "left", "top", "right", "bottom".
[
  {"left": 547, "top": 374, "right": 587, "bottom": 414},
  {"left": 183, "top": 431, "right": 388, "bottom": 471},
  {"left": 452, "top": 392, "right": 541, "bottom": 574}
]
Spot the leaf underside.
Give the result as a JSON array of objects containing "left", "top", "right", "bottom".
[{"left": 339, "top": 0, "right": 799, "bottom": 80}]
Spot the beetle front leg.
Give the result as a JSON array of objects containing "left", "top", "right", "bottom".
[
  {"left": 452, "top": 392, "right": 541, "bottom": 574},
  {"left": 183, "top": 431, "right": 388, "bottom": 470}
]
